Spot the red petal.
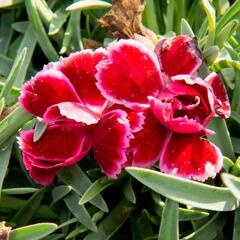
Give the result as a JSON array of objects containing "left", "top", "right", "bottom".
[
  {"left": 160, "top": 132, "right": 223, "bottom": 181},
  {"left": 18, "top": 124, "right": 91, "bottom": 163},
  {"left": 155, "top": 36, "right": 202, "bottom": 78},
  {"left": 205, "top": 72, "right": 230, "bottom": 118},
  {"left": 127, "top": 112, "right": 168, "bottom": 167},
  {"left": 19, "top": 70, "right": 80, "bottom": 117},
  {"left": 149, "top": 75, "right": 215, "bottom": 133},
  {"left": 58, "top": 49, "right": 108, "bottom": 113},
  {"left": 92, "top": 110, "right": 131, "bottom": 178},
  {"left": 96, "top": 39, "right": 163, "bottom": 110},
  {"left": 22, "top": 153, "right": 59, "bottom": 185},
  {"left": 43, "top": 102, "right": 100, "bottom": 125}
]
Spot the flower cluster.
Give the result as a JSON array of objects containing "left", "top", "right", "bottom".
[{"left": 18, "top": 36, "right": 230, "bottom": 185}]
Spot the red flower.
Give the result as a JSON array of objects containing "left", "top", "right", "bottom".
[
  {"left": 96, "top": 37, "right": 229, "bottom": 181},
  {"left": 18, "top": 49, "right": 132, "bottom": 185}
]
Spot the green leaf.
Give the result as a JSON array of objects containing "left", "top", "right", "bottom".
[
  {"left": 79, "top": 176, "right": 113, "bottom": 205},
  {"left": 51, "top": 185, "right": 72, "bottom": 205},
  {"left": 64, "top": 191, "right": 97, "bottom": 232},
  {"left": 233, "top": 207, "right": 240, "bottom": 240},
  {"left": 0, "top": 0, "right": 23, "bottom": 8},
  {"left": 182, "top": 213, "right": 227, "bottom": 240},
  {"left": 0, "top": 137, "right": 14, "bottom": 199},
  {"left": 158, "top": 199, "right": 179, "bottom": 240},
  {"left": 0, "top": 195, "right": 57, "bottom": 219},
  {"left": 223, "top": 156, "right": 234, "bottom": 172},
  {"left": 0, "top": 98, "right": 5, "bottom": 115},
  {"left": 215, "top": 19, "right": 239, "bottom": 47},
  {"left": 0, "top": 106, "right": 32, "bottom": 146},
  {"left": 152, "top": 193, "right": 209, "bottom": 222},
  {"left": 11, "top": 21, "right": 29, "bottom": 33},
  {"left": 181, "top": 18, "right": 194, "bottom": 36},
  {"left": 33, "top": 121, "right": 48, "bottom": 142},
  {"left": 48, "top": 2, "right": 70, "bottom": 35},
  {"left": 58, "top": 165, "right": 108, "bottom": 212},
  {"left": 126, "top": 167, "right": 239, "bottom": 211},
  {"left": 1, "top": 188, "right": 39, "bottom": 195},
  {"left": 66, "top": 0, "right": 111, "bottom": 11},
  {"left": 84, "top": 199, "right": 135, "bottom": 240},
  {"left": 123, "top": 178, "right": 136, "bottom": 204},
  {"left": 216, "top": 0, "right": 240, "bottom": 32},
  {"left": 11, "top": 190, "right": 44, "bottom": 227},
  {"left": 0, "top": 48, "right": 27, "bottom": 99},
  {"left": 10, "top": 223, "right": 57, "bottom": 240},
  {"left": 202, "top": 46, "right": 219, "bottom": 65},
  {"left": 25, "top": 0, "right": 59, "bottom": 61},
  {"left": 207, "top": 118, "right": 235, "bottom": 160},
  {"left": 222, "top": 173, "right": 240, "bottom": 200}
]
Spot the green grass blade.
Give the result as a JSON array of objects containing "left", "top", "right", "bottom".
[
  {"left": 33, "top": 121, "right": 48, "bottom": 142},
  {"left": 10, "top": 223, "right": 57, "bottom": 240},
  {"left": 66, "top": 0, "right": 111, "bottom": 11},
  {"left": 181, "top": 18, "right": 194, "bottom": 36},
  {"left": 64, "top": 191, "right": 97, "bottom": 232},
  {"left": 58, "top": 165, "right": 108, "bottom": 212},
  {"left": 158, "top": 199, "right": 179, "bottom": 240},
  {"left": 0, "top": 48, "right": 27, "bottom": 99},
  {"left": 222, "top": 173, "right": 240, "bottom": 200},
  {"left": 1, "top": 188, "right": 39, "bottom": 195},
  {"left": 0, "top": 137, "right": 14, "bottom": 199},
  {"left": 11, "top": 190, "right": 45, "bottom": 227},
  {"left": 25, "top": 0, "right": 59, "bottom": 61},
  {"left": 122, "top": 178, "right": 136, "bottom": 204},
  {"left": 126, "top": 167, "right": 239, "bottom": 211},
  {"left": 216, "top": 0, "right": 240, "bottom": 33},
  {"left": 0, "top": 0, "right": 23, "bottom": 8},
  {"left": 0, "top": 10, "right": 14, "bottom": 55},
  {"left": 51, "top": 185, "right": 72, "bottom": 205}
]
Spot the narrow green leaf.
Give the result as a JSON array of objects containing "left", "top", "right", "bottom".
[
  {"left": 0, "top": 48, "right": 27, "bottom": 99},
  {"left": 215, "top": 19, "right": 239, "bottom": 47},
  {"left": 11, "top": 21, "right": 29, "bottom": 33},
  {"left": 51, "top": 185, "right": 72, "bottom": 205},
  {"left": 222, "top": 173, "right": 240, "bottom": 200},
  {"left": 231, "top": 71, "right": 240, "bottom": 113},
  {"left": 123, "top": 178, "right": 136, "bottom": 204},
  {"left": 223, "top": 156, "right": 234, "bottom": 172},
  {"left": 0, "top": 10, "right": 14, "bottom": 55},
  {"left": 10, "top": 223, "right": 57, "bottom": 240},
  {"left": 33, "top": 121, "right": 48, "bottom": 142},
  {"left": 49, "top": 2, "right": 69, "bottom": 35},
  {"left": 212, "top": 59, "right": 240, "bottom": 71},
  {"left": 79, "top": 176, "right": 113, "bottom": 205},
  {"left": 25, "top": 0, "right": 59, "bottom": 61},
  {"left": 59, "top": 17, "right": 72, "bottom": 54},
  {"left": 84, "top": 199, "right": 135, "bottom": 240},
  {"left": 182, "top": 213, "right": 226, "bottom": 240},
  {"left": 0, "top": 0, "right": 23, "bottom": 8},
  {"left": 233, "top": 207, "right": 240, "bottom": 240},
  {"left": 152, "top": 193, "right": 209, "bottom": 222},
  {"left": 158, "top": 199, "right": 179, "bottom": 240},
  {"left": 0, "top": 106, "right": 32, "bottom": 146},
  {"left": 165, "top": 0, "right": 175, "bottom": 32},
  {"left": 202, "top": 46, "right": 219, "bottom": 65},
  {"left": 126, "top": 167, "right": 239, "bottom": 211},
  {"left": 181, "top": 18, "right": 194, "bottom": 36},
  {"left": 11, "top": 190, "right": 44, "bottom": 227},
  {"left": 64, "top": 191, "right": 97, "bottom": 232},
  {"left": 0, "top": 54, "right": 13, "bottom": 77},
  {"left": 0, "top": 195, "right": 57, "bottom": 219},
  {"left": 231, "top": 137, "right": 240, "bottom": 154},
  {"left": 0, "top": 137, "right": 14, "bottom": 199},
  {"left": 58, "top": 165, "right": 108, "bottom": 212},
  {"left": 41, "top": 234, "right": 65, "bottom": 240},
  {"left": 201, "top": 0, "right": 215, "bottom": 48},
  {"left": 0, "top": 98, "right": 5, "bottom": 116},
  {"left": 207, "top": 118, "right": 235, "bottom": 160},
  {"left": 66, "top": 0, "right": 111, "bottom": 11},
  {"left": 1, "top": 188, "right": 39, "bottom": 195},
  {"left": 216, "top": 1, "right": 240, "bottom": 32}
]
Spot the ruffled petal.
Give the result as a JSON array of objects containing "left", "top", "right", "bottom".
[
  {"left": 43, "top": 102, "right": 100, "bottom": 125},
  {"left": 155, "top": 36, "right": 202, "bottom": 78},
  {"left": 22, "top": 153, "right": 59, "bottom": 185},
  {"left": 96, "top": 39, "right": 163, "bottom": 110},
  {"left": 127, "top": 112, "right": 168, "bottom": 167},
  {"left": 149, "top": 75, "right": 215, "bottom": 134},
  {"left": 58, "top": 49, "right": 108, "bottom": 113},
  {"left": 205, "top": 72, "right": 230, "bottom": 118},
  {"left": 19, "top": 70, "right": 80, "bottom": 117},
  {"left": 160, "top": 132, "right": 223, "bottom": 181},
  {"left": 18, "top": 124, "right": 91, "bottom": 162},
  {"left": 92, "top": 109, "right": 131, "bottom": 178}
]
